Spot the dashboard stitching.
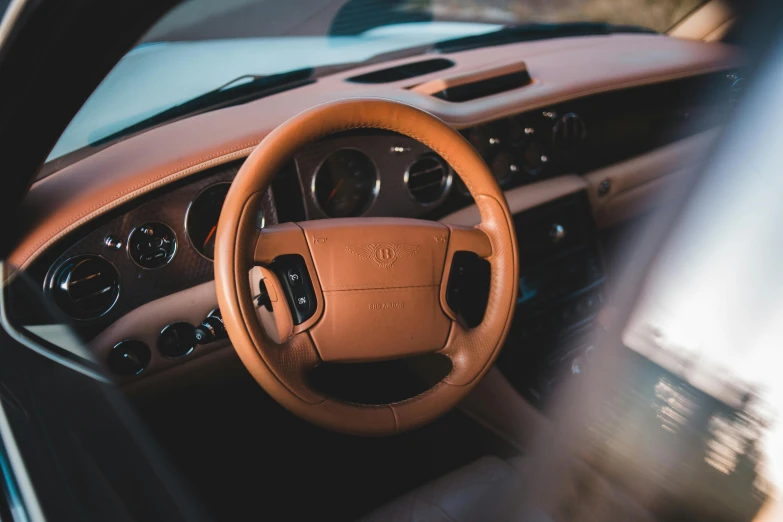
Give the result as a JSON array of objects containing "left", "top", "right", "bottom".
[
  {"left": 19, "top": 144, "right": 258, "bottom": 270},
  {"left": 18, "top": 65, "right": 736, "bottom": 273},
  {"left": 429, "top": 64, "right": 738, "bottom": 130}
]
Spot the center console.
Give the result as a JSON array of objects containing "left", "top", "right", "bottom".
[{"left": 497, "top": 191, "right": 605, "bottom": 407}]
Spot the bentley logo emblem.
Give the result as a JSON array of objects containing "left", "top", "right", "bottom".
[{"left": 346, "top": 243, "right": 419, "bottom": 269}]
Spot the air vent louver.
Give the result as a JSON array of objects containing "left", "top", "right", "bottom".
[
  {"left": 347, "top": 58, "right": 455, "bottom": 84},
  {"left": 431, "top": 69, "right": 532, "bottom": 102},
  {"left": 48, "top": 255, "right": 120, "bottom": 320},
  {"left": 405, "top": 154, "right": 451, "bottom": 205}
]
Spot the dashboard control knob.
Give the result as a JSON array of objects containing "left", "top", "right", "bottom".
[
  {"left": 194, "top": 315, "right": 226, "bottom": 345},
  {"left": 104, "top": 236, "right": 123, "bottom": 250},
  {"left": 158, "top": 322, "right": 196, "bottom": 358},
  {"left": 108, "top": 340, "right": 151, "bottom": 376},
  {"left": 553, "top": 112, "right": 587, "bottom": 151}
]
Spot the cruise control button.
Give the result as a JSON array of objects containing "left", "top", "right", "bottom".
[{"left": 287, "top": 267, "right": 303, "bottom": 287}]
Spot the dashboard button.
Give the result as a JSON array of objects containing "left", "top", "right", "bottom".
[
  {"left": 158, "top": 322, "right": 196, "bottom": 359},
  {"left": 108, "top": 340, "right": 151, "bottom": 376}
]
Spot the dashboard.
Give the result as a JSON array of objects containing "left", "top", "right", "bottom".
[{"left": 11, "top": 33, "right": 742, "bottom": 390}]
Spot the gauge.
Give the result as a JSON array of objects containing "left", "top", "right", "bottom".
[
  {"left": 466, "top": 125, "right": 501, "bottom": 157},
  {"left": 521, "top": 140, "right": 549, "bottom": 177},
  {"left": 185, "top": 183, "right": 231, "bottom": 260},
  {"left": 313, "top": 149, "right": 379, "bottom": 218},
  {"left": 490, "top": 150, "right": 520, "bottom": 186}
]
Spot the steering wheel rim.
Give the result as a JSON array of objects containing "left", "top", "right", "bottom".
[{"left": 215, "top": 98, "right": 518, "bottom": 435}]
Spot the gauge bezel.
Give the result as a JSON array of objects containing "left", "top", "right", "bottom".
[
  {"left": 519, "top": 139, "right": 549, "bottom": 178},
  {"left": 403, "top": 154, "right": 454, "bottom": 207},
  {"left": 184, "top": 182, "right": 248, "bottom": 262},
  {"left": 489, "top": 150, "right": 520, "bottom": 188},
  {"left": 157, "top": 322, "right": 197, "bottom": 360},
  {"left": 310, "top": 147, "right": 381, "bottom": 218},
  {"left": 109, "top": 339, "right": 151, "bottom": 376},
  {"left": 126, "top": 222, "right": 178, "bottom": 270},
  {"left": 43, "top": 254, "right": 121, "bottom": 321}
]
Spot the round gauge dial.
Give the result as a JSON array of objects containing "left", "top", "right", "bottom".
[
  {"left": 313, "top": 149, "right": 379, "bottom": 218},
  {"left": 521, "top": 140, "right": 548, "bottom": 177},
  {"left": 185, "top": 183, "right": 231, "bottom": 260},
  {"left": 490, "top": 150, "right": 520, "bottom": 186}
]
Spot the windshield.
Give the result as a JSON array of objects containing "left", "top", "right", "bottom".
[{"left": 45, "top": 0, "right": 705, "bottom": 169}]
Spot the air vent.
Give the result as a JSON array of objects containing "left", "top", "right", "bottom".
[
  {"left": 431, "top": 69, "right": 532, "bottom": 102},
  {"left": 410, "top": 61, "right": 532, "bottom": 103},
  {"left": 346, "top": 58, "right": 455, "bottom": 84},
  {"left": 48, "top": 255, "right": 120, "bottom": 320},
  {"left": 405, "top": 154, "right": 452, "bottom": 205}
]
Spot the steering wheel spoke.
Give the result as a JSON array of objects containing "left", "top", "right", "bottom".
[
  {"left": 446, "top": 225, "right": 493, "bottom": 259},
  {"left": 252, "top": 223, "right": 324, "bottom": 333}
]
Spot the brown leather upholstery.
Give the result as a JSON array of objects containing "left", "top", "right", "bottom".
[
  {"left": 360, "top": 456, "right": 655, "bottom": 522},
  {"left": 214, "top": 98, "right": 519, "bottom": 435},
  {"left": 11, "top": 35, "right": 738, "bottom": 273}
]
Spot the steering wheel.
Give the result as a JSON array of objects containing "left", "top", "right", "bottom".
[{"left": 214, "top": 99, "right": 518, "bottom": 435}]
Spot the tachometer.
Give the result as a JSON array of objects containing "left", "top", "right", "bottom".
[
  {"left": 185, "top": 183, "right": 231, "bottom": 260},
  {"left": 313, "top": 149, "right": 379, "bottom": 218}
]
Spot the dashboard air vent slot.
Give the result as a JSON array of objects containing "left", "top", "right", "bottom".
[
  {"left": 410, "top": 61, "right": 531, "bottom": 103},
  {"left": 48, "top": 255, "right": 120, "bottom": 320},
  {"left": 432, "top": 70, "right": 531, "bottom": 102},
  {"left": 405, "top": 154, "right": 451, "bottom": 205},
  {"left": 346, "top": 58, "right": 455, "bottom": 84}
]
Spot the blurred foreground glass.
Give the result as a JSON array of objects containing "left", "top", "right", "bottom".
[{"left": 620, "top": 31, "right": 783, "bottom": 521}]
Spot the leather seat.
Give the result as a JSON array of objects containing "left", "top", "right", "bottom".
[{"left": 360, "top": 455, "right": 654, "bottom": 522}]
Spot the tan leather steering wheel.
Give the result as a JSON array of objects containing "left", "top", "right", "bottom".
[{"left": 215, "top": 99, "right": 518, "bottom": 435}]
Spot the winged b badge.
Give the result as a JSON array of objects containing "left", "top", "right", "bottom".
[{"left": 346, "top": 243, "right": 420, "bottom": 269}]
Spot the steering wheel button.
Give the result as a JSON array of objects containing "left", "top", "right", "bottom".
[
  {"left": 287, "top": 267, "right": 303, "bottom": 287},
  {"left": 293, "top": 290, "right": 310, "bottom": 311}
]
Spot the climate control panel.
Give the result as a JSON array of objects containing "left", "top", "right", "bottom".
[{"left": 127, "top": 222, "right": 177, "bottom": 269}]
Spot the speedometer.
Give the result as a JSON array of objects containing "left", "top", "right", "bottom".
[
  {"left": 313, "top": 149, "right": 379, "bottom": 218},
  {"left": 185, "top": 183, "right": 231, "bottom": 260}
]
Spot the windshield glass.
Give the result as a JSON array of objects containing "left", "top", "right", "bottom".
[{"left": 45, "top": 0, "right": 705, "bottom": 168}]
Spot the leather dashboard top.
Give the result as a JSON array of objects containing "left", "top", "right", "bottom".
[{"left": 12, "top": 33, "right": 739, "bottom": 270}]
